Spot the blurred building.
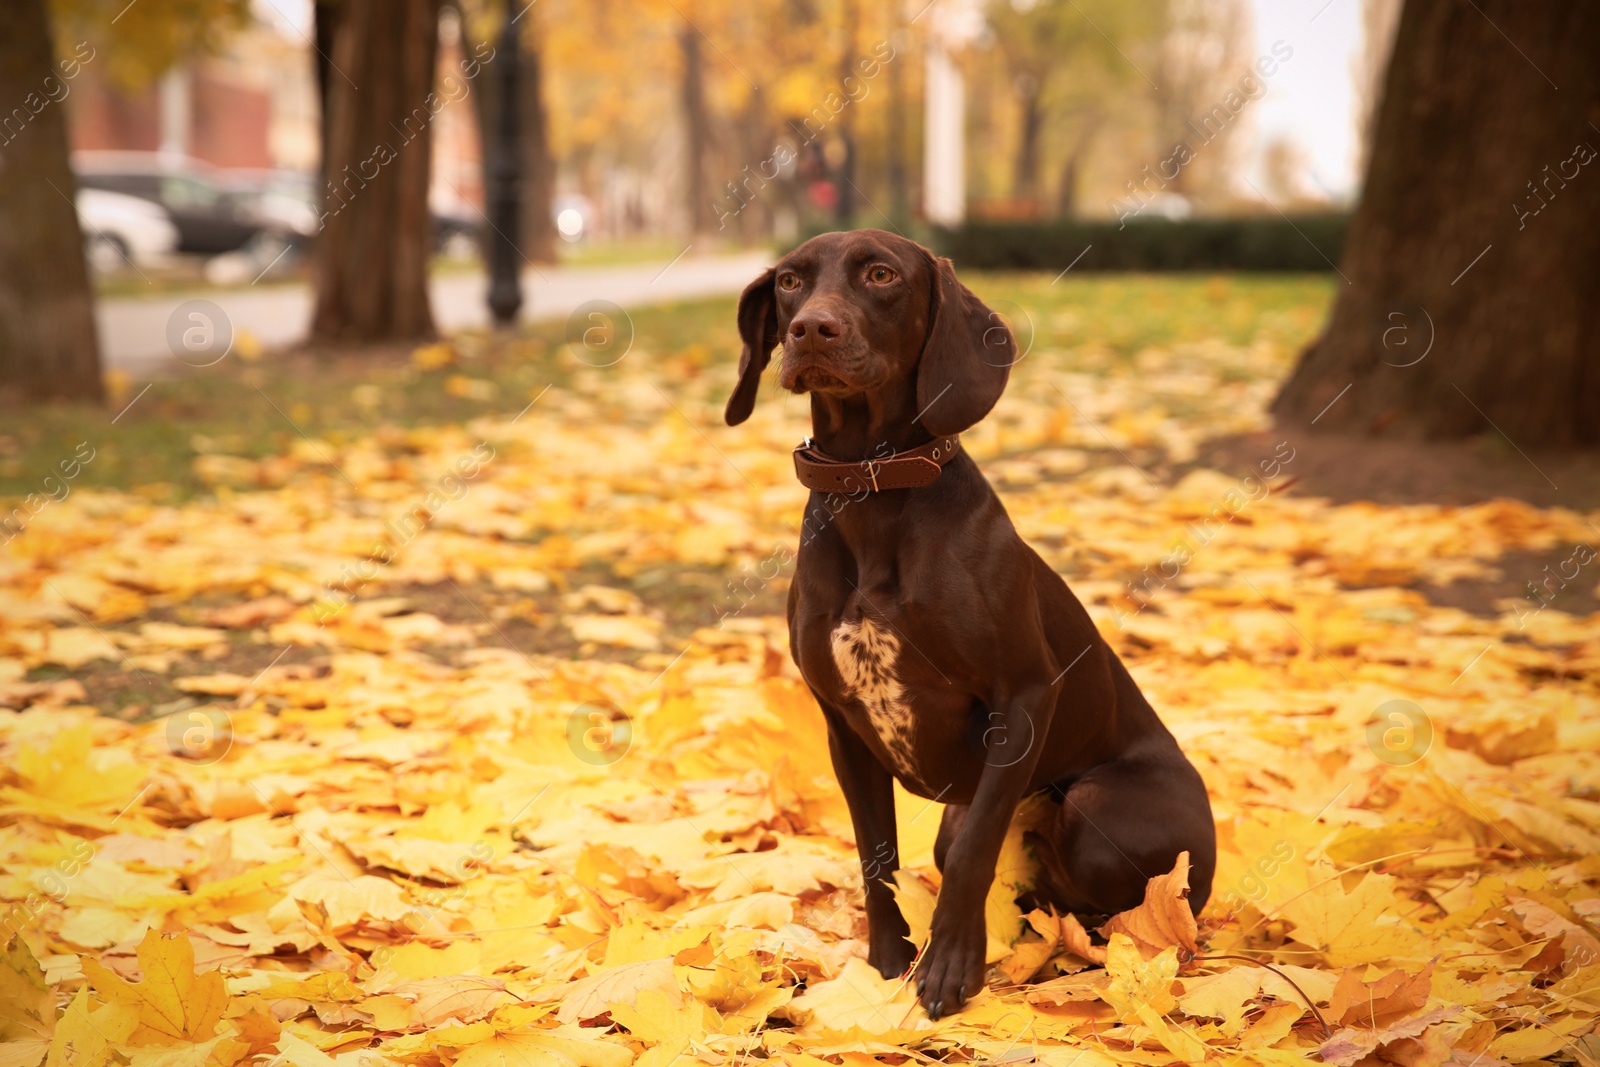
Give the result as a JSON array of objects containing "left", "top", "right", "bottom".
[
  {"left": 63, "top": 8, "right": 484, "bottom": 212},
  {"left": 66, "top": 18, "right": 314, "bottom": 172}
]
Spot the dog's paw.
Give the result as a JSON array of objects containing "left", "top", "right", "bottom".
[
  {"left": 915, "top": 921, "right": 986, "bottom": 1019},
  {"left": 869, "top": 936, "right": 917, "bottom": 981}
]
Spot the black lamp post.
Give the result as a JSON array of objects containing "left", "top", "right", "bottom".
[{"left": 486, "top": 0, "right": 523, "bottom": 326}]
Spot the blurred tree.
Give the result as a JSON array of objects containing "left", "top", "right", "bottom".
[
  {"left": 1273, "top": 2, "right": 1600, "bottom": 446},
  {"left": 984, "top": 0, "right": 1160, "bottom": 215},
  {"left": 503, "top": 0, "right": 900, "bottom": 242},
  {"left": 1149, "top": 0, "right": 1251, "bottom": 203},
  {"left": 514, "top": 16, "right": 559, "bottom": 262},
  {"left": 0, "top": 0, "right": 250, "bottom": 403},
  {"left": 1260, "top": 136, "right": 1310, "bottom": 204},
  {"left": 0, "top": 0, "right": 102, "bottom": 403},
  {"left": 51, "top": 0, "right": 251, "bottom": 89},
  {"left": 311, "top": 0, "right": 442, "bottom": 344},
  {"left": 681, "top": 19, "right": 714, "bottom": 236}
]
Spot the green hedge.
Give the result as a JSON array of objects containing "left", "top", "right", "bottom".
[{"left": 929, "top": 214, "right": 1350, "bottom": 273}]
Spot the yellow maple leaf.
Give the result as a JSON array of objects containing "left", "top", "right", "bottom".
[
  {"left": 891, "top": 870, "right": 934, "bottom": 952},
  {"left": 1176, "top": 965, "right": 1264, "bottom": 1035},
  {"left": 783, "top": 957, "right": 932, "bottom": 1037},
  {"left": 370, "top": 941, "right": 483, "bottom": 983},
  {"left": 609, "top": 987, "right": 716, "bottom": 1045},
  {"left": 0, "top": 937, "right": 55, "bottom": 1066},
  {"left": 1102, "top": 933, "right": 1179, "bottom": 1019},
  {"left": 42, "top": 987, "right": 137, "bottom": 1067},
  {"left": 80, "top": 930, "right": 227, "bottom": 1046},
  {"left": 553, "top": 958, "right": 683, "bottom": 1024},
  {"left": 1279, "top": 866, "right": 1420, "bottom": 966},
  {"left": 1100, "top": 934, "right": 1209, "bottom": 1060},
  {"left": 10, "top": 723, "right": 144, "bottom": 813}
]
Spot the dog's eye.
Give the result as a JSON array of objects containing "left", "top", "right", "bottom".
[
  {"left": 867, "top": 266, "right": 897, "bottom": 284},
  {"left": 777, "top": 272, "right": 801, "bottom": 291}
]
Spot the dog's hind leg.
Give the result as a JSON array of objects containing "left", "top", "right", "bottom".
[{"left": 1031, "top": 753, "right": 1216, "bottom": 918}]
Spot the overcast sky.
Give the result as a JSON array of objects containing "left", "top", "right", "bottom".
[{"left": 1244, "top": 0, "right": 1366, "bottom": 202}]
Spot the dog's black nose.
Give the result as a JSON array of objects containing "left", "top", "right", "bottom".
[{"left": 789, "top": 308, "right": 843, "bottom": 346}]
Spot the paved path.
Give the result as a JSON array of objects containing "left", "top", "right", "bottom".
[{"left": 96, "top": 249, "right": 772, "bottom": 375}]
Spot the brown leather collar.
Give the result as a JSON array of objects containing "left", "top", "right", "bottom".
[{"left": 792, "top": 434, "right": 961, "bottom": 493}]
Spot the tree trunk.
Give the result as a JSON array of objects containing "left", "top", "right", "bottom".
[
  {"left": 311, "top": 0, "right": 441, "bottom": 345},
  {"left": 735, "top": 88, "right": 772, "bottom": 243},
  {"left": 680, "top": 23, "right": 712, "bottom": 236},
  {"left": 0, "top": 0, "right": 103, "bottom": 404},
  {"left": 1057, "top": 152, "right": 1080, "bottom": 217},
  {"left": 1056, "top": 113, "right": 1101, "bottom": 217},
  {"left": 833, "top": 126, "right": 856, "bottom": 227},
  {"left": 313, "top": 0, "right": 338, "bottom": 188},
  {"left": 517, "top": 33, "right": 558, "bottom": 263},
  {"left": 1012, "top": 76, "right": 1042, "bottom": 202},
  {"left": 1272, "top": 1, "right": 1600, "bottom": 446}
]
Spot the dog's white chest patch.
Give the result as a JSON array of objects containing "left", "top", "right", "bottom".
[{"left": 830, "top": 618, "right": 917, "bottom": 777}]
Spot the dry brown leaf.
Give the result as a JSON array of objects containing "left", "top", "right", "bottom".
[
  {"left": 1327, "top": 963, "right": 1433, "bottom": 1030},
  {"left": 1099, "top": 850, "right": 1198, "bottom": 958},
  {"left": 1058, "top": 911, "right": 1107, "bottom": 964}
]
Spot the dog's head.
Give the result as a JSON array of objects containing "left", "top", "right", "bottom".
[{"left": 723, "top": 229, "right": 1015, "bottom": 437}]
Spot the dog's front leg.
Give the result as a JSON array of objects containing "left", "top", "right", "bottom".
[
  {"left": 821, "top": 702, "right": 915, "bottom": 979},
  {"left": 917, "top": 683, "right": 1056, "bottom": 1018}
]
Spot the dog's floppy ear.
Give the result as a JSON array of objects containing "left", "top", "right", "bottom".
[
  {"left": 725, "top": 267, "right": 780, "bottom": 426},
  {"left": 915, "top": 253, "right": 1014, "bottom": 437}
]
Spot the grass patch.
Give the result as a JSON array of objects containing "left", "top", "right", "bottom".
[{"left": 0, "top": 272, "right": 1335, "bottom": 502}]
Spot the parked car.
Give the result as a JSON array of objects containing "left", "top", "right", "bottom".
[
  {"left": 73, "top": 151, "right": 285, "bottom": 256},
  {"left": 431, "top": 201, "right": 483, "bottom": 259},
  {"left": 215, "top": 171, "right": 483, "bottom": 259},
  {"left": 75, "top": 188, "right": 179, "bottom": 272},
  {"left": 219, "top": 168, "right": 320, "bottom": 241}
]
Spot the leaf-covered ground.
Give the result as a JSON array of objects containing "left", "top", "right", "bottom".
[{"left": 2, "top": 274, "right": 1598, "bottom": 1066}]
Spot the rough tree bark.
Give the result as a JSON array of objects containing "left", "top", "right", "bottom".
[
  {"left": 1272, "top": 2, "right": 1600, "bottom": 446},
  {"left": 0, "top": 0, "right": 104, "bottom": 404},
  {"left": 311, "top": 0, "right": 442, "bottom": 345}
]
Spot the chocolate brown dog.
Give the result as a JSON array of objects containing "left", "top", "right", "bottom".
[{"left": 725, "top": 229, "right": 1216, "bottom": 1018}]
